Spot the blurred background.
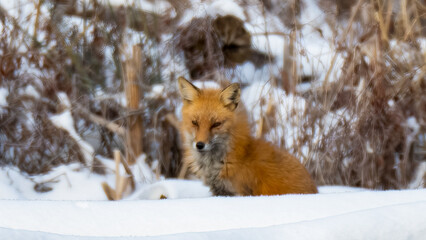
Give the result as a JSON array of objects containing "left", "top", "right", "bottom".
[{"left": 0, "top": 0, "right": 424, "bottom": 200}]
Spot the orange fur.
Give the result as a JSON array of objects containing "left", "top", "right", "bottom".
[{"left": 178, "top": 77, "right": 318, "bottom": 196}]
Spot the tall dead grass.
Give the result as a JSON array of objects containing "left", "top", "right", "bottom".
[
  {"left": 292, "top": 0, "right": 425, "bottom": 189},
  {"left": 0, "top": 0, "right": 424, "bottom": 189}
]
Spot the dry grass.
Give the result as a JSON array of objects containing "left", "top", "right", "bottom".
[
  {"left": 0, "top": 0, "right": 424, "bottom": 189},
  {"left": 283, "top": 0, "right": 426, "bottom": 189}
]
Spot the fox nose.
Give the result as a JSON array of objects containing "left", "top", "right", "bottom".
[{"left": 196, "top": 142, "right": 205, "bottom": 150}]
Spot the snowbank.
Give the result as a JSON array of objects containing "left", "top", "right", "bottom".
[
  {"left": 0, "top": 188, "right": 425, "bottom": 239},
  {"left": 0, "top": 164, "right": 112, "bottom": 200}
]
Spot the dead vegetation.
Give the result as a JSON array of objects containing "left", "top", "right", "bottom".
[
  {"left": 0, "top": 0, "right": 424, "bottom": 190},
  {"left": 176, "top": 14, "right": 269, "bottom": 79},
  {"left": 289, "top": 0, "right": 425, "bottom": 188}
]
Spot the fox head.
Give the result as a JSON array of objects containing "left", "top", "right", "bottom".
[{"left": 178, "top": 77, "right": 240, "bottom": 153}]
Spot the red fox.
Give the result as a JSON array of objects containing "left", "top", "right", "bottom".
[{"left": 178, "top": 77, "right": 318, "bottom": 196}]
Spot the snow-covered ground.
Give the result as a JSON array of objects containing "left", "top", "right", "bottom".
[
  {"left": 1, "top": 164, "right": 425, "bottom": 239},
  {"left": 0, "top": 181, "right": 425, "bottom": 239}
]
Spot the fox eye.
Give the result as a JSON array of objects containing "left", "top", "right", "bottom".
[
  {"left": 211, "top": 122, "right": 222, "bottom": 128},
  {"left": 192, "top": 120, "right": 198, "bottom": 126}
]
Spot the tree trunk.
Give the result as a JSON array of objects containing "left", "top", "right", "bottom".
[{"left": 124, "top": 45, "right": 143, "bottom": 165}]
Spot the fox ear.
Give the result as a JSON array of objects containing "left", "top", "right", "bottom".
[
  {"left": 220, "top": 83, "right": 240, "bottom": 111},
  {"left": 178, "top": 77, "right": 200, "bottom": 103}
]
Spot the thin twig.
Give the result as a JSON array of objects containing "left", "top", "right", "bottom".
[
  {"left": 102, "top": 182, "right": 116, "bottom": 200},
  {"left": 76, "top": 105, "right": 126, "bottom": 137},
  {"left": 165, "top": 113, "right": 180, "bottom": 130}
]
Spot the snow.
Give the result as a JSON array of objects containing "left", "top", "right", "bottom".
[
  {"left": 298, "top": 0, "right": 343, "bottom": 82},
  {"left": 0, "top": 186, "right": 425, "bottom": 239},
  {"left": 241, "top": 81, "right": 307, "bottom": 147},
  {"left": 146, "top": 84, "right": 166, "bottom": 98},
  {"left": 180, "top": 0, "right": 245, "bottom": 26},
  {"left": 366, "top": 141, "right": 374, "bottom": 154},
  {"left": 178, "top": 0, "right": 208, "bottom": 25},
  {"left": 0, "top": 87, "right": 8, "bottom": 107},
  {"left": 128, "top": 179, "right": 211, "bottom": 200},
  {"left": 207, "top": 0, "right": 246, "bottom": 20},
  {"left": 249, "top": 33, "right": 285, "bottom": 76},
  {"left": 1, "top": 161, "right": 425, "bottom": 239},
  {"left": 193, "top": 80, "right": 221, "bottom": 89},
  {"left": 0, "top": 164, "right": 112, "bottom": 200},
  {"left": 234, "top": 62, "right": 269, "bottom": 83},
  {"left": 389, "top": 39, "right": 423, "bottom": 65},
  {"left": 49, "top": 110, "right": 94, "bottom": 166},
  {"left": 93, "top": 89, "right": 127, "bottom": 107},
  {"left": 406, "top": 117, "right": 420, "bottom": 134},
  {"left": 410, "top": 162, "right": 426, "bottom": 189},
  {"left": 18, "top": 85, "right": 40, "bottom": 99},
  {"left": 132, "top": 154, "right": 157, "bottom": 184},
  {"left": 96, "top": 0, "right": 174, "bottom": 15},
  {"left": 49, "top": 93, "right": 95, "bottom": 166},
  {"left": 137, "top": 0, "right": 173, "bottom": 15},
  {"left": 57, "top": 92, "right": 72, "bottom": 108}
]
